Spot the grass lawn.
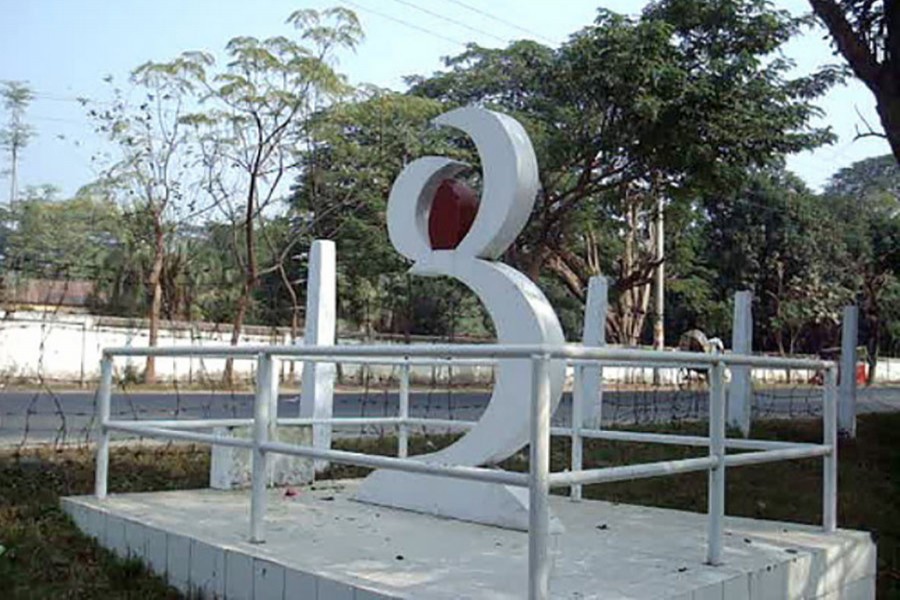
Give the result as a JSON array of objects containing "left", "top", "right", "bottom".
[{"left": 0, "top": 414, "right": 898, "bottom": 598}]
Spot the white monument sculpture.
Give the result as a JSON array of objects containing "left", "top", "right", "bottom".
[{"left": 354, "top": 107, "right": 566, "bottom": 530}]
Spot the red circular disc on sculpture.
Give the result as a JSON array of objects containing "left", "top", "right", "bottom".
[{"left": 428, "top": 178, "right": 479, "bottom": 250}]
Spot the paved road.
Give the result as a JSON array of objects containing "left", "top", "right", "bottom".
[{"left": 2, "top": 386, "right": 899, "bottom": 446}]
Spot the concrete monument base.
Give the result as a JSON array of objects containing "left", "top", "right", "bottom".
[
  {"left": 210, "top": 426, "right": 314, "bottom": 490},
  {"left": 62, "top": 481, "right": 875, "bottom": 599},
  {"left": 354, "top": 470, "right": 563, "bottom": 532}
]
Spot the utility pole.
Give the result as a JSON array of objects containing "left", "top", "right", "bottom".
[
  {"left": 652, "top": 194, "right": 665, "bottom": 384},
  {"left": 653, "top": 195, "right": 665, "bottom": 350}
]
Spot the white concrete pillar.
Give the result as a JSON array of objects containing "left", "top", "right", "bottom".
[
  {"left": 728, "top": 291, "right": 752, "bottom": 436},
  {"left": 581, "top": 276, "right": 607, "bottom": 428},
  {"left": 299, "top": 240, "right": 337, "bottom": 470},
  {"left": 839, "top": 305, "right": 858, "bottom": 437}
]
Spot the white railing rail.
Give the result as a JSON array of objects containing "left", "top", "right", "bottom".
[{"left": 93, "top": 343, "right": 838, "bottom": 600}]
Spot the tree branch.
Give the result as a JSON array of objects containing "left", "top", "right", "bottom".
[{"left": 809, "top": 0, "right": 882, "bottom": 90}]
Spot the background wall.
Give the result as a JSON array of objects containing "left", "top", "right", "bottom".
[{"left": 2, "top": 311, "right": 896, "bottom": 386}]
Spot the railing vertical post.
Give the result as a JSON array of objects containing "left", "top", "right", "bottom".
[
  {"left": 250, "top": 352, "right": 274, "bottom": 544},
  {"left": 529, "top": 353, "right": 552, "bottom": 600},
  {"left": 398, "top": 361, "right": 410, "bottom": 458},
  {"left": 94, "top": 354, "right": 113, "bottom": 499},
  {"left": 823, "top": 366, "right": 838, "bottom": 533},
  {"left": 706, "top": 361, "right": 726, "bottom": 566},
  {"left": 570, "top": 364, "right": 584, "bottom": 501}
]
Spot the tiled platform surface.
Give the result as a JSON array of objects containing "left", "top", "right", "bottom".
[{"left": 62, "top": 481, "right": 875, "bottom": 599}]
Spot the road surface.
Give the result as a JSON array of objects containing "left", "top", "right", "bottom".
[{"left": 2, "top": 385, "right": 899, "bottom": 446}]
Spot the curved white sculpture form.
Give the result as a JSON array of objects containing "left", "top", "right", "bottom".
[
  {"left": 386, "top": 106, "right": 564, "bottom": 466},
  {"left": 356, "top": 107, "right": 566, "bottom": 529},
  {"left": 387, "top": 108, "right": 541, "bottom": 261}
]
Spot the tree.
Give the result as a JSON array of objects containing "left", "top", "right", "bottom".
[
  {"left": 171, "top": 7, "right": 362, "bottom": 381},
  {"left": 85, "top": 61, "right": 202, "bottom": 383},
  {"left": 827, "top": 153, "right": 900, "bottom": 199},
  {"left": 3, "top": 187, "right": 123, "bottom": 308},
  {"left": 702, "top": 169, "right": 854, "bottom": 355},
  {"left": 823, "top": 154, "right": 900, "bottom": 381},
  {"left": 291, "top": 89, "right": 489, "bottom": 338},
  {"left": 408, "top": 0, "right": 839, "bottom": 344},
  {"left": 0, "top": 81, "right": 35, "bottom": 210},
  {"left": 809, "top": 1, "right": 900, "bottom": 161}
]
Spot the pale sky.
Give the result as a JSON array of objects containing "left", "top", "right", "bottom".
[{"left": 0, "top": 0, "right": 891, "bottom": 198}]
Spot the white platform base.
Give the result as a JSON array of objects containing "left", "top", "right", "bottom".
[{"left": 62, "top": 482, "right": 875, "bottom": 599}]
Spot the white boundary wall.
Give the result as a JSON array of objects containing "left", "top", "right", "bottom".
[
  {"left": 0, "top": 311, "right": 493, "bottom": 385},
  {"left": 0, "top": 311, "right": 284, "bottom": 383},
  {"left": 1, "top": 311, "right": 898, "bottom": 386}
]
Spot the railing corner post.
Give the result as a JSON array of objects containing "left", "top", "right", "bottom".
[{"left": 94, "top": 354, "right": 114, "bottom": 499}]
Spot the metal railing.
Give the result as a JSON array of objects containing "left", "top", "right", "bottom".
[{"left": 92, "top": 343, "right": 838, "bottom": 600}]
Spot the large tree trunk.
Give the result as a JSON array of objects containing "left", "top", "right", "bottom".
[
  {"left": 546, "top": 253, "right": 587, "bottom": 302},
  {"left": 810, "top": 0, "right": 900, "bottom": 163},
  {"left": 879, "top": 0, "right": 900, "bottom": 162},
  {"left": 144, "top": 219, "right": 165, "bottom": 384},
  {"left": 614, "top": 286, "right": 651, "bottom": 345},
  {"left": 863, "top": 275, "right": 882, "bottom": 386},
  {"left": 520, "top": 246, "right": 547, "bottom": 283},
  {"left": 866, "top": 314, "right": 879, "bottom": 386},
  {"left": 875, "top": 93, "right": 900, "bottom": 163},
  {"left": 609, "top": 198, "right": 651, "bottom": 345}
]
